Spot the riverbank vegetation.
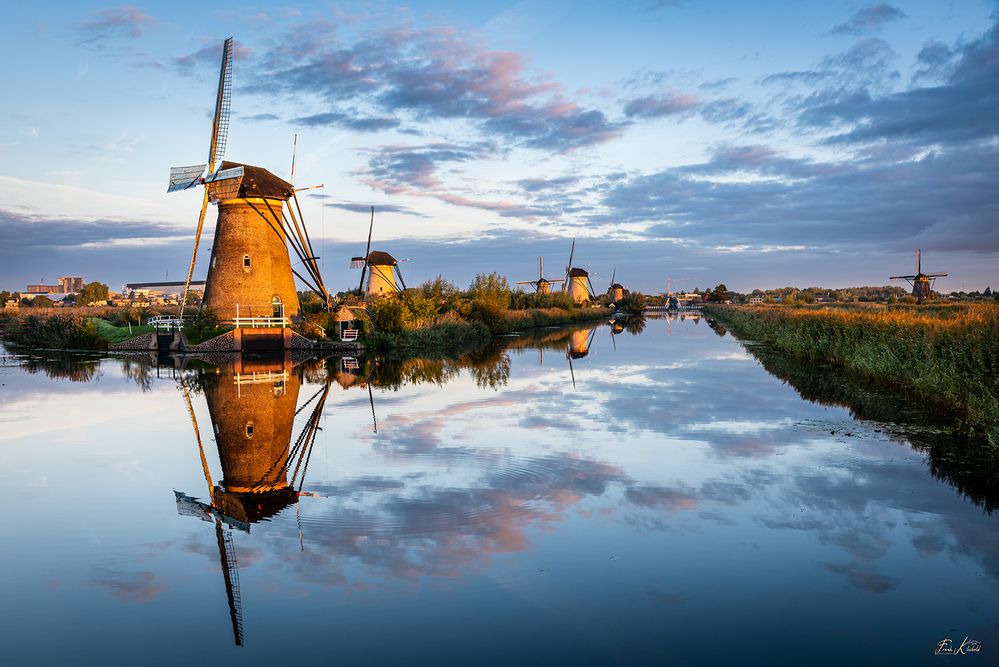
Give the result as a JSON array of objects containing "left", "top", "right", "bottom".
[
  {"left": 304, "top": 273, "right": 624, "bottom": 353},
  {"left": 705, "top": 303, "right": 999, "bottom": 444}
]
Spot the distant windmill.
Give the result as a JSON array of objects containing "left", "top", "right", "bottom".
[
  {"left": 350, "top": 207, "right": 409, "bottom": 297},
  {"left": 516, "top": 256, "right": 565, "bottom": 294},
  {"left": 562, "top": 239, "right": 595, "bottom": 304},
  {"left": 607, "top": 268, "right": 624, "bottom": 303},
  {"left": 890, "top": 249, "right": 947, "bottom": 303},
  {"left": 566, "top": 326, "right": 597, "bottom": 389},
  {"left": 168, "top": 37, "right": 331, "bottom": 323}
]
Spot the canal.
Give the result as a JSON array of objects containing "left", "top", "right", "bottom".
[{"left": 0, "top": 314, "right": 994, "bottom": 665}]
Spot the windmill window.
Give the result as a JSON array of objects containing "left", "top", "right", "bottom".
[
  {"left": 212, "top": 255, "right": 217, "bottom": 269},
  {"left": 243, "top": 255, "right": 251, "bottom": 271},
  {"left": 245, "top": 423, "right": 254, "bottom": 438}
]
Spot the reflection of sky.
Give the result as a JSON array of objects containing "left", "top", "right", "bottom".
[{"left": 1, "top": 321, "right": 998, "bottom": 664}]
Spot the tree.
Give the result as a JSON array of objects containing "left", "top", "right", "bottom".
[
  {"left": 79, "top": 281, "right": 109, "bottom": 306},
  {"left": 707, "top": 283, "right": 730, "bottom": 303},
  {"left": 62, "top": 294, "right": 77, "bottom": 304},
  {"left": 27, "top": 295, "right": 56, "bottom": 308},
  {"left": 468, "top": 272, "right": 511, "bottom": 309}
]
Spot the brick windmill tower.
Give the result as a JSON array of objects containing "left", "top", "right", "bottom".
[
  {"left": 562, "top": 239, "right": 595, "bottom": 304},
  {"left": 168, "top": 38, "right": 331, "bottom": 327}
]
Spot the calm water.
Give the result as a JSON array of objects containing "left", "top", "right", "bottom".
[{"left": 1, "top": 315, "right": 996, "bottom": 665}]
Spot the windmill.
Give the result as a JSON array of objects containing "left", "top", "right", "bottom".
[
  {"left": 175, "top": 359, "right": 331, "bottom": 646},
  {"left": 890, "top": 249, "right": 947, "bottom": 303},
  {"left": 516, "top": 257, "right": 565, "bottom": 294},
  {"left": 565, "top": 326, "right": 597, "bottom": 389},
  {"left": 350, "top": 207, "right": 409, "bottom": 297},
  {"left": 562, "top": 239, "right": 595, "bottom": 304},
  {"left": 168, "top": 37, "right": 331, "bottom": 324},
  {"left": 607, "top": 268, "right": 624, "bottom": 303}
]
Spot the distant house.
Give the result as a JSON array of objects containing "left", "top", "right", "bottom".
[{"left": 749, "top": 296, "right": 764, "bottom": 304}]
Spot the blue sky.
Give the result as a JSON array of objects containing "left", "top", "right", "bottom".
[{"left": 1, "top": 1, "right": 997, "bottom": 294}]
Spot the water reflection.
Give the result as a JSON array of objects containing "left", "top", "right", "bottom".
[
  {"left": 732, "top": 338, "right": 999, "bottom": 511},
  {"left": 175, "top": 357, "right": 328, "bottom": 645},
  {"left": 2, "top": 317, "right": 998, "bottom": 664}
]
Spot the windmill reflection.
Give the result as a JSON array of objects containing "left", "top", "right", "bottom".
[{"left": 175, "top": 356, "right": 331, "bottom": 646}]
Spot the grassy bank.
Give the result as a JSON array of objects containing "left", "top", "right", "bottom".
[
  {"left": 705, "top": 303, "right": 999, "bottom": 444},
  {"left": 366, "top": 306, "right": 613, "bottom": 355}
]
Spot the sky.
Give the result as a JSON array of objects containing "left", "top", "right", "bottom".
[{"left": 1, "top": 0, "right": 997, "bottom": 294}]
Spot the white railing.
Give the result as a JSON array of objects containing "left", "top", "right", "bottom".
[
  {"left": 232, "top": 303, "right": 288, "bottom": 328},
  {"left": 234, "top": 370, "right": 289, "bottom": 386},
  {"left": 231, "top": 316, "right": 290, "bottom": 328},
  {"left": 341, "top": 328, "right": 359, "bottom": 342}
]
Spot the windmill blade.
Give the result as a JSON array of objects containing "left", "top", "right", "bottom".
[
  {"left": 396, "top": 264, "right": 407, "bottom": 291},
  {"left": 925, "top": 272, "right": 948, "bottom": 277},
  {"left": 586, "top": 276, "right": 596, "bottom": 298},
  {"left": 358, "top": 206, "right": 374, "bottom": 293},
  {"left": 208, "top": 37, "right": 234, "bottom": 169},
  {"left": 179, "top": 192, "right": 211, "bottom": 319},
  {"left": 609, "top": 268, "right": 616, "bottom": 292},
  {"left": 564, "top": 239, "right": 575, "bottom": 291},
  {"left": 889, "top": 275, "right": 917, "bottom": 280},
  {"left": 610, "top": 327, "right": 617, "bottom": 351},
  {"left": 204, "top": 165, "right": 244, "bottom": 183},
  {"left": 567, "top": 351, "right": 576, "bottom": 390},
  {"left": 167, "top": 164, "right": 207, "bottom": 193},
  {"left": 368, "top": 384, "right": 378, "bottom": 433}
]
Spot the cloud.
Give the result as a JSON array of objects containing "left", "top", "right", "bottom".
[
  {"left": 319, "top": 200, "right": 426, "bottom": 217},
  {"left": 294, "top": 111, "right": 400, "bottom": 132},
  {"left": 360, "top": 142, "right": 493, "bottom": 192},
  {"left": 0, "top": 209, "right": 185, "bottom": 250},
  {"left": 596, "top": 140, "right": 999, "bottom": 253},
  {"left": 623, "top": 92, "right": 700, "bottom": 119},
  {"left": 801, "top": 25, "right": 999, "bottom": 145},
  {"left": 173, "top": 40, "right": 253, "bottom": 75},
  {"left": 251, "top": 24, "right": 625, "bottom": 152},
  {"left": 517, "top": 175, "right": 580, "bottom": 192},
  {"left": 79, "top": 5, "right": 155, "bottom": 40},
  {"left": 831, "top": 3, "right": 907, "bottom": 36}
]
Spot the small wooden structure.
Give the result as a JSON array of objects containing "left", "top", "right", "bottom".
[{"left": 333, "top": 304, "right": 366, "bottom": 341}]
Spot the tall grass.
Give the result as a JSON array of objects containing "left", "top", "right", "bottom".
[{"left": 706, "top": 303, "right": 999, "bottom": 444}]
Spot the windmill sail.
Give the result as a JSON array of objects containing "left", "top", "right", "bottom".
[
  {"left": 209, "top": 37, "right": 234, "bottom": 169},
  {"left": 167, "top": 164, "right": 207, "bottom": 192}
]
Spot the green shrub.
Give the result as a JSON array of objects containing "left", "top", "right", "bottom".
[{"left": 467, "top": 272, "right": 512, "bottom": 309}]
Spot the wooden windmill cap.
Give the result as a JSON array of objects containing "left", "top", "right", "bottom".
[
  {"left": 611, "top": 283, "right": 624, "bottom": 289},
  {"left": 568, "top": 267, "right": 589, "bottom": 277},
  {"left": 219, "top": 160, "right": 294, "bottom": 200},
  {"left": 366, "top": 250, "right": 398, "bottom": 265}
]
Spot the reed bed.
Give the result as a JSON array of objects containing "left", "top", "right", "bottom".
[{"left": 706, "top": 303, "right": 999, "bottom": 444}]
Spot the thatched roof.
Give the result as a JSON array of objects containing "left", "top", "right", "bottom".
[
  {"left": 610, "top": 283, "right": 624, "bottom": 289},
  {"left": 568, "top": 267, "right": 589, "bottom": 277},
  {"left": 366, "top": 250, "right": 398, "bottom": 266},
  {"left": 219, "top": 160, "right": 294, "bottom": 200}
]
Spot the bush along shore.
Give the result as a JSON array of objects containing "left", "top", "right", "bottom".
[
  {"left": 704, "top": 303, "right": 999, "bottom": 445},
  {"left": 1, "top": 273, "right": 633, "bottom": 355}
]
